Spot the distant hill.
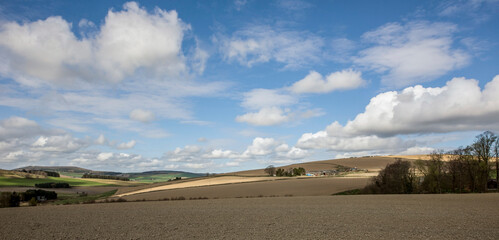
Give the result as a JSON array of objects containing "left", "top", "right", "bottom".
[
  {"left": 14, "top": 166, "right": 94, "bottom": 173},
  {"left": 13, "top": 166, "right": 204, "bottom": 183},
  {"left": 226, "top": 156, "right": 423, "bottom": 176}
]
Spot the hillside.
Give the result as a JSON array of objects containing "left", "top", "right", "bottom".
[
  {"left": 228, "top": 156, "right": 415, "bottom": 176},
  {"left": 12, "top": 166, "right": 204, "bottom": 183},
  {"left": 112, "top": 155, "right": 431, "bottom": 200}
]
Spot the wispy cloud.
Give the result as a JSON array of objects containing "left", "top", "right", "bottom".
[
  {"left": 216, "top": 25, "right": 324, "bottom": 68},
  {"left": 355, "top": 21, "right": 469, "bottom": 87}
]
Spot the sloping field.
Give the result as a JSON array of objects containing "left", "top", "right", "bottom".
[
  {"left": 0, "top": 169, "right": 47, "bottom": 179},
  {"left": 119, "top": 177, "right": 369, "bottom": 201},
  {"left": 1, "top": 194, "right": 498, "bottom": 239},
  {"left": 0, "top": 170, "right": 145, "bottom": 187},
  {"left": 114, "top": 156, "right": 399, "bottom": 199},
  {"left": 115, "top": 176, "right": 287, "bottom": 197},
  {"left": 231, "top": 156, "right": 406, "bottom": 176},
  {"left": 385, "top": 154, "right": 455, "bottom": 161}
]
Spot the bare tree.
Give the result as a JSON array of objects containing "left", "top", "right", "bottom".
[
  {"left": 472, "top": 131, "right": 497, "bottom": 190},
  {"left": 264, "top": 165, "right": 276, "bottom": 176},
  {"left": 495, "top": 137, "right": 499, "bottom": 191}
]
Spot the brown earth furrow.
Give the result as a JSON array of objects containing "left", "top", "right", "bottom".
[{"left": 1, "top": 194, "right": 498, "bottom": 239}]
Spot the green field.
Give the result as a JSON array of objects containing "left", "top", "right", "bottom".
[
  {"left": 0, "top": 176, "right": 113, "bottom": 187},
  {"left": 58, "top": 172, "right": 84, "bottom": 178}
]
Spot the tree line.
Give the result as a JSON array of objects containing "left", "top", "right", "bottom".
[
  {"left": 17, "top": 169, "right": 60, "bottom": 177},
  {"left": 35, "top": 182, "right": 71, "bottom": 188},
  {"left": 264, "top": 165, "right": 306, "bottom": 177},
  {"left": 364, "top": 131, "right": 499, "bottom": 194},
  {"left": 1, "top": 189, "right": 57, "bottom": 208},
  {"left": 82, "top": 173, "right": 130, "bottom": 181}
]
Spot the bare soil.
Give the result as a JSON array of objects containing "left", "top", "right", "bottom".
[
  {"left": 118, "top": 177, "right": 368, "bottom": 201},
  {"left": 115, "top": 176, "right": 288, "bottom": 198},
  {"left": 1, "top": 194, "right": 498, "bottom": 239}
]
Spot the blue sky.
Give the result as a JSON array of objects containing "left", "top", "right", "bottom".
[{"left": 0, "top": 0, "right": 498, "bottom": 173}]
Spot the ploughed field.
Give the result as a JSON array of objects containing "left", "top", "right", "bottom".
[
  {"left": 112, "top": 156, "right": 404, "bottom": 201},
  {"left": 117, "top": 177, "right": 369, "bottom": 201},
  {"left": 1, "top": 194, "right": 498, "bottom": 239}
]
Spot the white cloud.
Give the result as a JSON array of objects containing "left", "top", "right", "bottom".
[
  {"left": 289, "top": 69, "right": 365, "bottom": 94},
  {"left": 225, "top": 161, "right": 240, "bottom": 167},
  {"left": 296, "top": 123, "right": 412, "bottom": 153},
  {"left": 274, "top": 143, "right": 310, "bottom": 159},
  {"left": 117, "top": 140, "right": 136, "bottom": 149},
  {"left": 0, "top": 116, "right": 43, "bottom": 140},
  {"left": 330, "top": 38, "right": 356, "bottom": 62},
  {"left": 276, "top": 0, "right": 313, "bottom": 10},
  {"left": 190, "top": 39, "right": 209, "bottom": 74},
  {"left": 397, "top": 147, "right": 435, "bottom": 156},
  {"left": 218, "top": 25, "right": 324, "bottom": 68},
  {"left": 355, "top": 21, "right": 470, "bottom": 87},
  {"left": 136, "top": 159, "right": 162, "bottom": 168},
  {"left": 183, "top": 162, "right": 212, "bottom": 170},
  {"left": 92, "top": 118, "right": 170, "bottom": 139},
  {"left": 97, "top": 152, "right": 114, "bottom": 161},
  {"left": 73, "top": 152, "right": 152, "bottom": 171},
  {"left": 236, "top": 88, "right": 301, "bottom": 126},
  {"left": 95, "top": 2, "right": 188, "bottom": 81},
  {"left": 241, "top": 88, "right": 296, "bottom": 110},
  {"left": 236, "top": 86, "right": 326, "bottom": 126},
  {"left": 0, "top": 116, "right": 152, "bottom": 169},
  {"left": 296, "top": 74, "right": 499, "bottom": 156},
  {"left": 202, "top": 149, "right": 234, "bottom": 159},
  {"left": 438, "top": 0, "right": 499, "bottom": 22},
  {"left": 0, "top": 2, "right": 189, "bottom": 86},
  {"left": 78, "top": 19, "right": 95, "bottom": 28},
  {"left": 284, "top": 147, "right": 309, "bottom": 159},
  {"left": 165, "top": 145, "right": 203, "bottom": 162},
  {"left": 129, "top": 109, "right": 155, "bottom": 123},
  {"left": 234, "top": 0, "right": 248, "bottom": 11},
  {"left": 0, "top": 2, "right": 227, "bottom": 140},
  {"left": 242, "top": 137, "right": 280, "bottom": 156},
  {"left": 30, "top": 135, "right": 87, "bottom": 153},
  {"left": 95, "top": 134, "right": 107, "bottom": 145},
  {"left": 343, "top": 75, "right": 499, "bottom": 136},
  {"left": 236, "top": 107, "right": 290, "bottom": 126},
  {"left": 236, "top": 87, "right": 322, "bottom": 126}
]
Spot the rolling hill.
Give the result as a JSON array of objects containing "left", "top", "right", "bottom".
[
  {"left": 12, "top": 166, "right": 204, "bottom": 183},
  {"left": 112, "top": 155, "right": 424, "bottom": 200}
]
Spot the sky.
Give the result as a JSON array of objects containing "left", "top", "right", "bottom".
[{"left": 0, "top": 0, "right": 498, "bottom": 173}]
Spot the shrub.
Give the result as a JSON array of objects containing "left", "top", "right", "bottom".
[
  {"left": 0, "top": 192, "right": 20, "bottom": 208},
  {"left": 363, "top": 159, "right": 416, "bottom": 194},
  {"left": 82, "top": 173, "right": 129, "bottom": 181},
  {"left": 29, "top": 197, "right": 37, "bottom": 206},
  {"left": 35, "top": 182, "right": 71, "bottom": 188},
  {"left": 20, "top": 189, "right": 57, "bottom": 201}
]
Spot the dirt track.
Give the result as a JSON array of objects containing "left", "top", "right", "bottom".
[{"left": 1, "top": 194, "right": 498, "bottom": 239}]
